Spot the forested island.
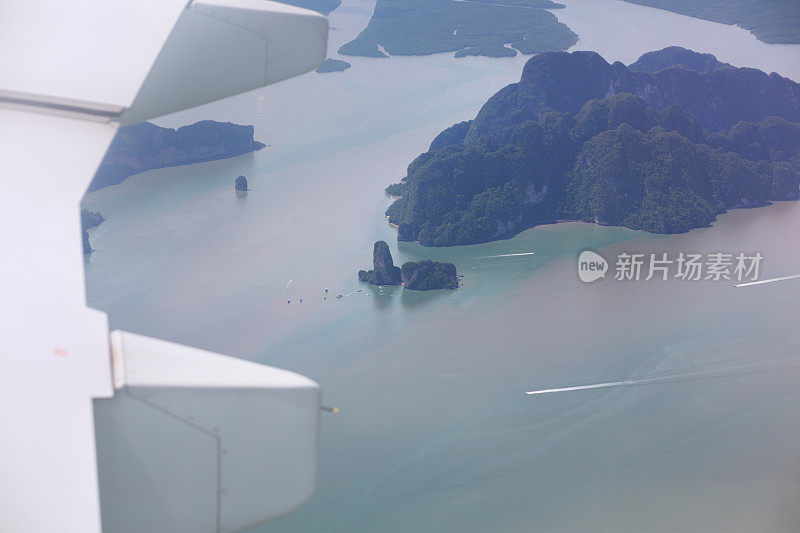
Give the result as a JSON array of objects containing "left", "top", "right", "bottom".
[
  {"left": 89, "top": 121, "right": 265, "bottom": 191},
  {"left": 623, "top": 0, "right": 800, "bottom": 44},
  {"left": 358, "top": 241, "right": 459, "bottom": 290},
  {"left": 338, "top": 0, "right": 577, "bottom": 58},
  {"left": 385, "top": 47, "right": 800, "bottom": 246},
  {"left": 316, "top": 58, "right": 352, "bottom": 73}
]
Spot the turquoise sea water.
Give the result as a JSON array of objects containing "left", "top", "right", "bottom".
[{"left": 83, "top": 1, "right": 800, "bottom": 531}]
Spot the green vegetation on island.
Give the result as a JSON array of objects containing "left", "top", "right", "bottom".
[
  {"left": 316, "top": 58, "right": 352, "bottom": 73},
  {"left": 429, "top": 121, "right": 473, "bottom": 151},
  {"left": 384, "top": 48, "right": 800, "bottom": 246},
  {"left": 628, "top": 46, "right": 731, "bottom": 73},
  {"left": 401, "top": 260, "right": 459, "bottom": 290},
  {"left": 385, "top": 182, "right": 408, "bottom": 196},
  {"left": 338, "top": 0, "right": 577, "bottom": 58},
  {"left": 622, "top": 0, "right": 800, "bottom": 44}
]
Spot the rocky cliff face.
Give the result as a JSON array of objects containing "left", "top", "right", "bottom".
[
  {"left": 89, "top": 121, "right": 265, "bottom": 191},
  {"left": 401, "top": 260, "right": 459, "bottom": 290},
  {"left": 358, "top": 241, "right": 402, "bottom": 285}
]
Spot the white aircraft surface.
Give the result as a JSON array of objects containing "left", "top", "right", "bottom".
[{"left": 0, "top": 1, "right": 328, "bottom": 532}]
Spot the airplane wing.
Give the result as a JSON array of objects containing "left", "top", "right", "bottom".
[
  {"left": 0, "top": 2, "right": 327, "bottom": 532},
  {"left": 0, "top": 0, "right": 328, "bottom": 123}
]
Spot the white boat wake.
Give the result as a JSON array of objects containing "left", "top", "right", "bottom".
[
  {"left": 474, "top": 252, "right": 535, "bottom": 259},
  {"left": 526, "top": 380, "right": 637, "bottom": 395},
  {"left": 526, "top": 358, "right": 800, "bottom": 396},
  {"left": 735, "top": 274, "right": 800, "bottom": 287}
]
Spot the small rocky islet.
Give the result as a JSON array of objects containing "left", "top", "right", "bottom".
[
  {"left": 358, "top": 241, "right": 402, "bottom": 285},
  {"left": 358, "top": 241, "right": 458, "bottom": 291}
]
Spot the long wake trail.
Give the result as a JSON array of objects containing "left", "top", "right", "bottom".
[
  {"left": 735, "top": 274, "right": 800, "bottom": 287},
  {"left": 526, "top": 358, "right": 800, "bottom": 396},
  {"left": 473, "top": 252, "right": 535, "bottom": 259}
]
